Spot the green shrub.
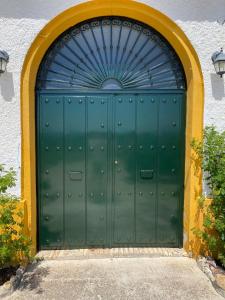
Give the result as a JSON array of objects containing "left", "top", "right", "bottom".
[
  {"left": 0, "top": 164, "right": 31, "bottom": 268},
  {"left": 191, "top": 126, "right": 225, "bottom": 266}
]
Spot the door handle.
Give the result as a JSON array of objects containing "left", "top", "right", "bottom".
[
  {"left": 140, "top": 169, "right": 154, "bottom": 179},
  {"left": 69, "top": 171, "right": 82, "bottom": 181}
]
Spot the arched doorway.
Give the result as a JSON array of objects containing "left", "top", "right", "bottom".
[
  {"left": 21, "top": 0, "right": 204, "bottom": 254},
  {"left": 36, "top": 17, "right": 186, "bottom": 249}
]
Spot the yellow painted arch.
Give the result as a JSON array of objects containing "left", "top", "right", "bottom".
[{"left": 21, "top": 0, "right": 204, "bottom": 254}]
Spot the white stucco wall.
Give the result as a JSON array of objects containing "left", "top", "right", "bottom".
[{"left": 0, "top": 0, "right": 225, "bottom": 195}]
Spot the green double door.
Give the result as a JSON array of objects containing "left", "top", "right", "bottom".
[{"left": 37, "top": 91, "right": 185, "bottom": 249}]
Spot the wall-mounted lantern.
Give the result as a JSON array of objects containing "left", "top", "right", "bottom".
[
  {"left": 0, "top": 50, "right": 9, "bottom": 74},
  {"left": 212, "top": 48, "right": 225, "bottom": 77}
]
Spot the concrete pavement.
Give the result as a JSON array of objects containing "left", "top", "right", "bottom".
[{"left": 2, "top": 255, "right": 223, "bottom": 300}]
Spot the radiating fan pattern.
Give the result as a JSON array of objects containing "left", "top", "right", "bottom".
[{"left": 36, "top": 17, "right": 186, "bottom": 90}]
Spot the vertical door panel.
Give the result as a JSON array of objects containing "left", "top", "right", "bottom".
[
  {"left": 113, "top": 95, "right": 135, "bottom": 244},
  {"left": 38, "top": 95, "right": 64, "bottom": 249},
  {"left": 136, "top": 95, "right": 157, "bottom": 243},
  {"left": 157, "top": 94, "right": 184, "bottom": 245},
  {"left": 86, "top": 96, "right": 108, "bottom": 246},
  {"left": 64, "top": 96, "right": 86, "bottom": 247}
]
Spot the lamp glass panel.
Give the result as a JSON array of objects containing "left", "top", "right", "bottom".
[
  {"left": 219, "top": 60, "right": 225, "bottom": 73},
  {"left": 0, "top": 58, "right": 2, "bottom": 73},
  {"left": 214, "top": 61, "right": 220, "bottom": 74},
  {"left": 1, "top": 59, "right": 7, "bottom": 72}
]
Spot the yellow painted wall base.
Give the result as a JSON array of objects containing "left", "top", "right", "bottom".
[{"left": 20, "top": 0, "right": 204, "bottom": 255}]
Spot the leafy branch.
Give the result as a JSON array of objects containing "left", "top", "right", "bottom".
[{"left": 191, "top": 126, "right": 225, "bottom": 266}]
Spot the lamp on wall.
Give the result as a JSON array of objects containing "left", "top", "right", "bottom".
[
  {"left": 212, "top": 48, "right": 225, "bottom": 77},
  {"left": 0, "top": 50, "right": 9, "bottom": 74}
]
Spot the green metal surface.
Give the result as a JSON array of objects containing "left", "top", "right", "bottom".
[{"left": 37, "top": 91, "right": 185, "bottom": 249}]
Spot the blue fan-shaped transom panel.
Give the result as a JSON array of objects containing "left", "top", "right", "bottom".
[{"left": 36, "top": 17, "right": 186, "bottom": 90}]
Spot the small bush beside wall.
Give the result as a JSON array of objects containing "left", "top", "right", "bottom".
[
  {"left": 0, "top": 164, "right": 31, "bottom": 269},
  {"left": 191, "top": 126, "right": 225, "bottom": 267}
]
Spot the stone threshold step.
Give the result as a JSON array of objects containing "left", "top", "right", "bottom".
[{"left": 36, "top": 248, "right": 188, "bottom": 260}]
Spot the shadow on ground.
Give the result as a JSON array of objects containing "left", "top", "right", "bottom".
[{"left": 18, "top": 262, "right": 49, "bottom": 295}]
